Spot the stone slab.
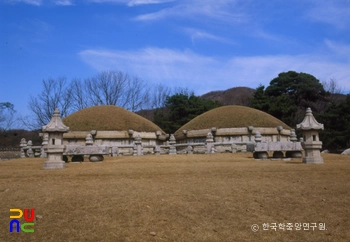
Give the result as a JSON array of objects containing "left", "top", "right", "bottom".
[{"left": 64, "top": 145, "right": 109, "bottom": 155}]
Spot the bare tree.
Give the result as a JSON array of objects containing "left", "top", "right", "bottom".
[
  {"left": 0, "top": 102, "right": 17, "bottom": 131},
  {"left": 322, "top": 78, "right": 346, "bottom": 104},
  {"left": 84, "top": 71, "right": 130, "bottom": 106},
  {"left": 69, "top": 78, "right": 89, "bottom": 111},
  {"left": 26, "top": 70, "right": 191, "bottom": 129},
  {"left": 172, "top": 86, "right": 193, "bottom": 97},
  {"left": 149, "top": 84, "right": 172, "bottom": 109},
  {"left": 322, "top": 78, "right": 345, "bottom": 94},
  {"left": 28, "top": 77, "right": 73, "bottom": 128},
  {"left": 124, "top": 76, "right": 150, "bottom": 112}
]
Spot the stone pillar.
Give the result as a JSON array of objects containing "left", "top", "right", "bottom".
[
  {"left": 206, "top": 132, "right": 214, "bottom": 154},
  {"left": 112, "top": 146, "right": 119, "bottom": 157},
  {"left": 155, "top": 145, "right": 161, "bottom": 155},
  {"left": 248, "top": 126, "right": 254, "bottom": 142},
  {"left": 231, "top": 143, "right": 237, "bottom": 153},
  {"left": 85, "top": 134, "right": 94, "bottom": 146},
  {"left": 296, "top": 108, "right": 324, "bottom": 164},
  {"left": 42, "top": 108, "right": 70, "bottom": 169},
  {"left": 187, "top": 145, "right": 193, "bottom": 154},
  {"left": 20, "top": 138, "right": 27, "bottom": 158},
  {"left": 133, "top": 134, "right": 143, "bottom": 156},
  {"left": 290, "top": 129, "right": 297, "bottom": 142},
  {"left": 286, "top": 129, "right": 302, "bottom": 158},
  {"left": 253, "top": 131, "right": 268, "bottom": 159},
  {"left": 277, "top": 126, "right": 283, "bottom": 141},
  {"left": 27, "top": 140, "right": 34, "bottom": 158},
  {"left": 41, "top": 134, "right": 48, "bottom": 158},
  {"left": 169, "top": 134, "right": 177, "bottom": 155}
]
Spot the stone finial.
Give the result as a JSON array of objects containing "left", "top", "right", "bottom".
[
  {"left": 187, "top": 145, "right": 193, "bottom": 154},
  {"left": 169, "top": 134, "right": 177, "bottom": 155},
  {"left": 254, "top": 131, "right": 262, "bottom": 142},
  {"left": 20, "top": 138, "right": 27, "bottom": 147},
  {"left": 248, "top": 126, "right": 254, "bottom": 141},
  {"left": 206, "top": 132, "right": 214, "bottom": 142},
  {"left": 42, "top": 108, "right": 69, "bottom": 132},
  {"left": 290, "top": 129, "right": 297, "bottom": 142},
  {"left": 296, "top": 107, "right": 324, "bottom": 131},
  {"left": 20, "top": 138, "right": 27, "bottom": 158},
  {"left": 169, "top": 134, "right": 176, "bottom": 145},
  {"left": 133, "top": 134, "right": 143, "bottom": 156},
  {"left": 85, "top": 134, "right": 94, "bottom": 146},
  {"left": 134, "top": 134, "right": 142, "bottom": 143}
]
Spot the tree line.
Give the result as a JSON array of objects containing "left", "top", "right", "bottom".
[
  {"left": 1, "top": 70, "right": 349, "bottom": 151},
  {"left": 21, "top": 71, "right": 193, "bottom": 130},
  {"left": 249, "top": 71, "right": 349, "bottom": 151}
]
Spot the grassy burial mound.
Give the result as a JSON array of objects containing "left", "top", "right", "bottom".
[
  {"left": 175, "top": 105, "right": 290, "bottom": 135},
  {"left": 1, "top": 153, "right": 350, "bottom": 241},
  {"left": 63, "top": 105, "right": 165, "bottom": 133}
]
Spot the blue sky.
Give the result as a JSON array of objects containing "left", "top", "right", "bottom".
[{"left": 1, "top": 0, "right": 350, "bottom": 117}]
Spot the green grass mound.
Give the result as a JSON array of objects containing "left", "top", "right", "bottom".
[
  {"left": 63, "top": 105, "right": 165, "bottom": 133},
  {"left": 175, "top": 105, "right": 290, "bottom": 135}
]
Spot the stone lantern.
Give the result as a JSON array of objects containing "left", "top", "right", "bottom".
[
  {"left": 42, "top": 108, "right": 69, "bottom": 169},
  {"left": 296, "top": 108, "right": 324, "bottom": 164}
]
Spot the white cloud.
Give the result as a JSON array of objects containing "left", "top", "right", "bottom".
[
  {"left": 8, "top": 0, "right": 42, "bottom": 5},
  {"left": 134, "top": 0, "right": 246, "bottom": 24},
  {"left": 54, "top": 0, "right": 73, "bottom": 6},
  {"left": 87, "top": 0, "right": 173, "bottom": 6},
  {"left": 324, "top": 39, "right": 350, "bottom": 61},
  {"left": 127, "top": 0, "right": 174, "bottom": 6},
  {"left": 306, "top": 1, "right": 350, "bottom": 29},
  {"left": 78, "top": 47, "right": 350, "bottom": 94},
  {"left": 184, "top": 28, "right": 234, "bottom": 45}
]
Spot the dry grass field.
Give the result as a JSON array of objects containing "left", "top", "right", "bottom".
[{"left": 1, "top": 153, "right": 349, "bottom": 242}]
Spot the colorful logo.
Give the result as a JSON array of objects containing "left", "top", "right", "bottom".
[{"left": 9, "top": 208, "right": 35, "bottom": 233}]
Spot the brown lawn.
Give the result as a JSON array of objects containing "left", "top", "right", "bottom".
[{"left": 0, "top": 153, "right": 349, "bottom": 242}]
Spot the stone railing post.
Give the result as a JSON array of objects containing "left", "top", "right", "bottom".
[
  {"left": 169, "top": 134, "right": 177, "bottom": 155},
  {"left": 85, "top": 134, "right": 94, "bottom": 146},
  {"left": 248, "top": 126, "right": 254, "bottom": 141},
  {"left": 27, "top": 140, "right": 34, "bottom": 158},
  {"left": 155, "top": 145, "right": 160, "bottom": 155},
  {"left": 187, "top": 145, "right": 193, "bottom": 154},
  {"left": 41, "top": 134, "right": 48, "bottom": 158},
  {"left": 206, "top": 132, "right": 214, "bottom": 154},
  {"left": 277, "top": 126, "right": 283, "bottom": 141},
  {"left": 254, "top": 131, "right": 262, "bottom": 143},
  {"left": 133, "top": 134, "right": 143, "bottom": 156},
  {"left": 20, "top": 138, "right": 27, "bottom": 158},
  {"left": 290, "top": 129, "right": 297, "bottom": 142}
]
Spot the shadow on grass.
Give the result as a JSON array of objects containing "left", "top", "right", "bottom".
[{"left": 286, "top": 161, "right": 303, "bottom": 164}]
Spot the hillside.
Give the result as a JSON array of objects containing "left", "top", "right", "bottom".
[
  {"left": 201, "top": 86, "right": 255, "bottom": 106},
  {"left": 137, "top": 86, "right": 256, "bottom": 122}
]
